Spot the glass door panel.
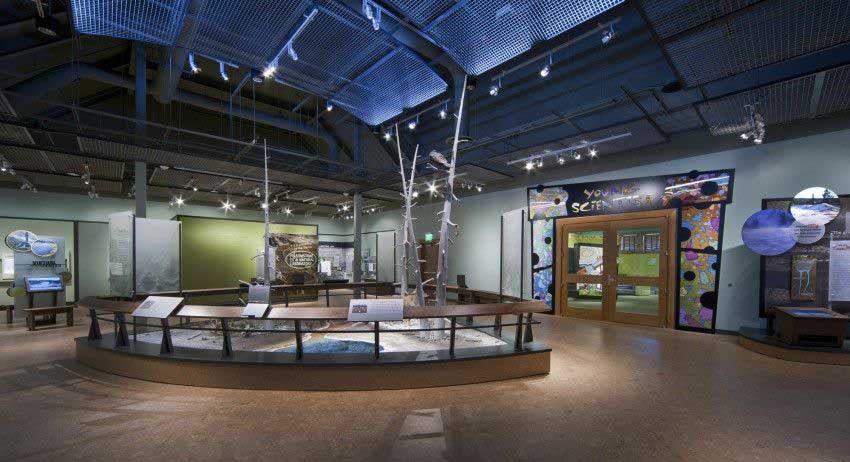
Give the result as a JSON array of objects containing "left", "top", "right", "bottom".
[
  {"left": 612, "top": 219, "right": 667, "bottom": 326},
  {"left": 616, "top": 226, "right": 661, "bottom": 277},
  {"left": 566, "top": 230, "right": 605, "bottom": 275},
  {"left": 614, "top": 284, "right": 660, "bottom": 316}
]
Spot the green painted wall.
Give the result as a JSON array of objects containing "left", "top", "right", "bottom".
[{"left": 179, "top": 216, "right": 317, "bottom": 290}]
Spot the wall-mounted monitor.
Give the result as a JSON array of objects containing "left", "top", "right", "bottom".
[{"left": 25, "top": 276, "right": 63, "bottom": 293}]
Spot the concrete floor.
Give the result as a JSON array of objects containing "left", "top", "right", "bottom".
[{"left": 2, "top": 308, "right": 850, "bottom": 461}]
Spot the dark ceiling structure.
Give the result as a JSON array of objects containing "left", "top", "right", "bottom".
[{"left": 1, "top": 0, "right": 849, "bottom": 216}]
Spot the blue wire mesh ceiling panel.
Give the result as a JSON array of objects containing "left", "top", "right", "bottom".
[
  {"left": 642, "top": 0, "right": 850, "bottom": 86},
  {"left": 191, "top": 0, "right": 311, "bottom": 69},
  {"left": 381, "top": 0, "right": 456, "bottom": 27},
  {"left": 332, "top": 48, "right": 448, "bottom": 125},
  {"left": 275, "top": 1, "right": 394, "bottom": 97},
  {"left": 816, "top": 64, "right": 850, "bottom": 117},
  {"left": 424, "top": 0, "right": 623, "bottom": 75},
  {"left": 70, "top": 0, "right": 188, "bottom": 45}
]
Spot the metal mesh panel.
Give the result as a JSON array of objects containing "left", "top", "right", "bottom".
[
  {"left": 817, "top": 65, "right": 850, "bottom": 116},
  {"left": 660, "top": 0, "right": 850, "bottom": 86},
  {"left": 332, "top": 49, "right": 448, "bottom": 125},
  {"left": 192, "top": 0, "right": 310, "bottom": 69},
  {"left": 275, "top": 2, "right": 393, "bottom": 97},
  {"left": 382, "top": 0, "right": 455, "bottom": 26},
  {"left": 427, "top": 0, "right": 622, "bottom": 75},
  {"left": 697, "top": 73, "right": 815, "bottom": 136},
  {"left": 637, "top": 0, "right": 758, "bottom": 38},
  {"left": 70, "top": 0, "right": 188, "bottom": 45},
  {"left": 654, "top": 106, "right": 704, "bottom": 134},
  {"left": 0, "top": 123, "right": 35, "bottom": 144}
]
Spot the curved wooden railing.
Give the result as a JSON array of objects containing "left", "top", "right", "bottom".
[{"left": 78, "top": 296, "right": 548, "bottom": 361}]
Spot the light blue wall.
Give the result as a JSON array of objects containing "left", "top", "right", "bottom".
[{"left": 365, "top": 127, "right": 850, "bottom": 332}]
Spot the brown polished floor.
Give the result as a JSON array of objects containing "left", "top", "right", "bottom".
[{"left": 2, "top": 309, "right": 849, "bottom": 462}]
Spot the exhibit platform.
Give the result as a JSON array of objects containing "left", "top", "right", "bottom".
[
  {"left": 738, "top": 327, "right": 850, "bottom": 366},
  {"left": 75, "top": 296, "right": 551, "bottom": 390}
]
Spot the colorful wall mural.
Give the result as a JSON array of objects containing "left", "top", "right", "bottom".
[{"left": 528, "top": 170, "right": 733, "bottom": 333}]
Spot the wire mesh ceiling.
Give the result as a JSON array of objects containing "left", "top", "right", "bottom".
[
  {"left": 69, "top": 0, "right": 189, "bottom": 45},
  {"left": 421, "top": 0, "right": 623, "bottom": 75},
  {"left": 697, "top": 62, "right": 850, "bottom": 136},
  {"left": 639, "top": 0, "right": 850, "bottom": 86}
]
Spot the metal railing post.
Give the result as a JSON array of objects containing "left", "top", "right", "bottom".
[
  {"left": 373, "top": 322, "right": 380, "bottom": 360},
  {"left": 221, "top": 318, "right": 232, "bottom": 358},
  {"left": 449, "top": 317, "right": 457, "bottom": 356},
  {"left": 294, "top": 320, "right": 303, "bottom": 360},
  {"left": 115, "top": 312, "right": 130, "bottom": 347},
  {"left": 514, "top": 313, "right": 525, "bottom": 350},
  {"left": 88, "top": 309, "right": 101, "bottom": 340},
  {"left": 160, "top": 318, "right": 173, "bottom": 354}
]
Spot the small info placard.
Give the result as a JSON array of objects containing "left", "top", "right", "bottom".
[
  {"left": 347, "top": 298, "right": 404, "bottom": 322},
  {"left": 132, "top": 296, "right": 184, "bottom": 319},
  {"left": 242, "top": 303, "right": 269, "bottom": 318}
]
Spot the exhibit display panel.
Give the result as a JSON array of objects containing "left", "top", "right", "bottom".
[
  {"left": 1, "top": 218, "right": 75, "bottom": 306},
  {"left": 135, "top": 218, "right": 181, "bottom": 294},
  {"left": 376, "top": 231, "right": 396, "bottom": 283},
  {"left": 501, "top": 209, "right": 525, "bottom": 299},
  {"left": 760, "top": 195, "right": 850, "bottom": 318},
  {"left": 108, "top": 212, "right": 133, "bottom": 297},
  {"left": 178, "top": 216, "right": 317, "bottom": 290}
]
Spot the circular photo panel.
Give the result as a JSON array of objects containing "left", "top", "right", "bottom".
[
  {"left": 790, "top": 187, "right": 840, "bottom": 225},
  {"left": 792, "top": 221, "right": 826, "bottom": 245},
  {"left": 4, "top": 230, "right": 38, "bottom": 253},
  {"left": 742, "top": 209, "right": 796, "bottom": 256},
  {"left": 31, "top": 239, "right": 59, "bottom": 258}
]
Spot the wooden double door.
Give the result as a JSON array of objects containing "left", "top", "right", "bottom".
[{"left": 555, "top": 210, "right": 677, "bottom": 327}]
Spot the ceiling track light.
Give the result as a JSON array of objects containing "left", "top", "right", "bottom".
[
  {"left": 188, "top": 51, "right": 201, "bottom": 74},
  {"left": 601, "top": 25, "right": 616, "bottom": 45},
  {"left": 539, "top": 54, "right": 552, "bottom": 78},
  {"left": 264, "top": 8, "right": 317, "bottom": 81},
  {"left": 219, "top": 61, "right": 229, "bottom": 82},
  {"left": 489, "top": 78, "right": 501, "bottom": 96},
  {"left": 407, "top": 115, "right": 418, "bottom": 131},
  {"left": 438, "top": 103, "right": 447, "bottom": 120},
  {"left": 507, "top": 132, "right": 629, "bottom": 168},
  {"left": 326, "top": 101, "right": 334, "bottom": 112}
]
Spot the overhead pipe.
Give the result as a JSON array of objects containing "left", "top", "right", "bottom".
[
  {"left": 6, "top": 63, "right": 340, "bottom": 162},
  {"left": 153, "top": 0, "right": 207, "bottom": 104}
]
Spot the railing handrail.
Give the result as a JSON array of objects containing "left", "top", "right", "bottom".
[{"left": 77, "top": 296, "right": 549, "bottom": 321}]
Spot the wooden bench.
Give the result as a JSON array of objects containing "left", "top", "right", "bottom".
[
  {"left": 0, "top": 305, "right": 12, "bottom": 324},
  {"left": 23, "top": 305, "right": 74, "bottom": 331}
]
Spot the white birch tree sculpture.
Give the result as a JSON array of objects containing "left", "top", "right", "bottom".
[{"left": 434, "top": 75, "right": 469, "bottom": 338}]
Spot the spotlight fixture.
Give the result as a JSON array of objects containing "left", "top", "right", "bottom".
[
  {"left": 188, "top": 51, "right": 201, "bottom": 74},
  {"left": 525, "top": 159, "right": 534, "bottom": 171},
  {"left": 573, "top": 151, "right": 582, "bottom": 161},
  {"left": 383, "top": 130, "right": 392, "bottom": 141},
  {"left": 476, "top": 185, "right": 482, "bottom": 192},
  {"left": 192, "top": 186, "right": 199, "bottom": 192},
  {"left": 284, "top": 207, "right": 292, "bottom": 215},
  {"left": 221, "top": 200, "right": 235, "bottom": 212},
  {"left": 251, "top": 68, "right": 263, "bottom": 83},
  {"left": 342, "top": 204, "right": 349, "bottom": 212},
  {"left": 539, "top": 55, "right": 552, "bottom": 78},
  {"left": 412, "top": 190, "right": 419, "bottom": 198},
  {"left": 35, "top": 14, "right": 61, "bottom": 38},
  {"left": 588, "top": 146, "right": 598, "bottom": 158},
  {"left": 741, "top": 104, "right": 766, "bottom": 145},
  {"left": 536, "top": 158, "right": 543, "bottom": 168},
  {"left": 427, "top": 182, "right": 438, "bottom": 194},
  {"left": 262, "top": 65, "right": 276, "bottom": 79},
  {"left": 260, "top": 202, "right": 268, "bottom": 209},
  {"left": 407, "top": 116, "right": 418, "bottom": 131},
  {"left": 0, "top": 161, "right": 8, "bottom": 172},
  {"left": 326, "top": 101, "right": 333, "bottom": 112},
  {"left": 286, "top": 44, "right": 298, "bottom": 61},
  {"left": 219, "top": 61, "right": 229, "bottom": 82},
  {"left": 489, "top": 78, "right": 501, "bottom": 96},
  {"left": 557, "top": 156, "right": 565, "bottom": 165},
  {"left": 438, "top": 107, "right": 447, "bottom": 120},
  {"left": 601, "top": 25, "right": 616, "bottom": 45}
]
